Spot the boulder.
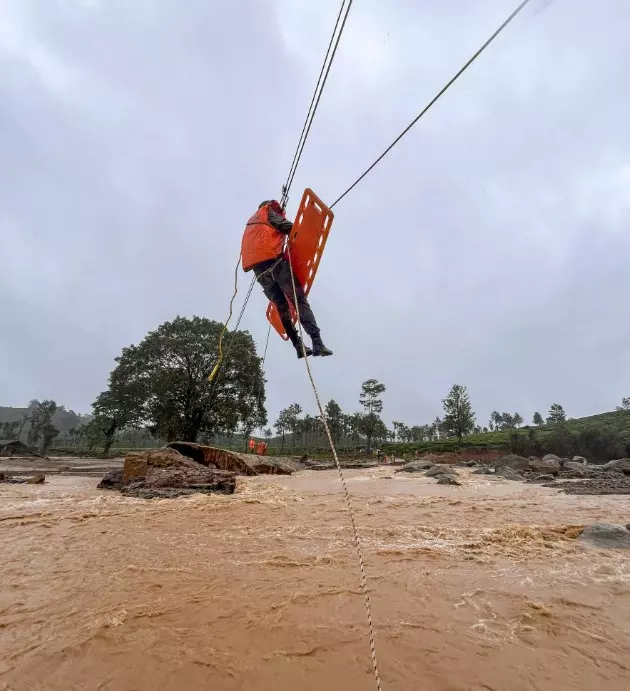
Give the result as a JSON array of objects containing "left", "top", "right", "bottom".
[
  {"left": 437, "top": 475, "right": 461, "bottom": 486},
  {"left": 495, "top": 454, "right": 530, "bottom": 471},
  {"left": 97, "top": 469, "right": 124, "bottom": 490},
  {"left": 397, "top": 460, "right": 434, "bottom": 473},
  {"left": 426, "top": 464, "right": 457, "bottom": 477},
  {"left": 559, "top": 468, "right": 586, "bottom": 479},
  {"left": 572, "top": 456, "right": 588, "bottom": 464},
  {"left": 564, "top": 461, "right": 588, "bottom": 472},
  {"left": 472, "top": 466, "right": 494, "bottom": 475},
  {"left": 123, "top": 453, "right": 150, "bottom": 483},
  {"left": 546, "top": 477, "right": 630, "bottom": 495},
  {"left": 529, "top": 457, "right": 561, "bottom": 475},
  {"left": 167, "top": 442, "right": 297, "bottom": 475},
  {"left": 495, "top": 466, "right": 524, "bottom": 481},
  {"left": 0, "top": 472, "right": 45, "bottom": 484},
  {"left": 99, "top": 448, "right": 237, "bottom": 499},
  {"left": 579, "top": 524, "right": 630, "bottom": 549},
  {"left": 526, "top": 474, "right": 556, "bottom": 484},
  {"left": 600, "top": 458, "right": 630, "bottom": 475}
]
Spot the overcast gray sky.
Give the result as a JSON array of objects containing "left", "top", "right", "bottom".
[{"left": 1, "top": 0, "right": 629, "bottom": 429}]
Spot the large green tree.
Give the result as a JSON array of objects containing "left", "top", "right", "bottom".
[
  {"left": 441, "top": 384, "right": 475, "bottom": 440},
  {"left": 358, "top": 379, "right": 387, "bottom": 451},
  {"left": 284, "top": 403, "right": 303, "bottom": 448},
  {"left": 1, "top": 421, "right": 19, "bottom": 438},
  {"left": 616, "top": 397, "right": 630, "bottom": 412},
  {"left": 91, "top": 352, "right": 148, "bottom": 455},
  {"left": 325, "top": 399, "right": 343, "bottom": 444},
  {"left": 94, "top": 316, "right": 266, "bottom": 444},
  {"left": 275, "top": 408, "right": 292, "bottom": 452},
  {"left": 547, "top": 403, "right": 566, "bottom": 425},
  {"left": 359, "top": 379, "right": 386, "bottom": 415},
  {"left": 27, "top": 400, "right": 58, "bottom": 451},
  {"left": 358, "top": 413, "right": 388, "bottom": 451}
]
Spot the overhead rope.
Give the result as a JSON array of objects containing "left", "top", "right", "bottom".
[
  {"left": 280, "top": 0, "right": 355, "bottom": 209},
  {"left": 210, "top": 0, "right": 354, "bottom": 382},
  {"left": 286, "top": 245, "right": 382, "bottom": 691},
  {"left": 330, "top": 0, "right": 534, "bottom": 209},
  {"left": 208, "top": 254, "right": 243, "bottom": 383},
  {"left": 208, "top": 259, "right": 279, "bottom": 385},
  {"left": 212, "top": 0, "right": 355, "bottom": 378},
  {"left": 261, "top": 322, "right": 272, "bottom": 368}
]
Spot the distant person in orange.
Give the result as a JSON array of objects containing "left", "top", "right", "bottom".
[
  {"left": 248, "top": 438, "right": 255, "bottom": 454},
  {"left": 256, "top": 440, "right": 267, "bottom": 456}
]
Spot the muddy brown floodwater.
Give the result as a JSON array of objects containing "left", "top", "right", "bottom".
[{"left": 1, "top": 467, "right": 630, "bottom": 690}]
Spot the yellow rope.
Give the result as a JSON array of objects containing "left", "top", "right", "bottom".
[
  {"left": 208, "top": 253, "right": 241, "bottom": 383},
  {"left": 286, "top": 245, "right": 382, "bottom": 691}
]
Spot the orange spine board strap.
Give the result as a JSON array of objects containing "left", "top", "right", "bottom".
[{"left": 265, "top": 188, "right": 334, "bottom": 340}]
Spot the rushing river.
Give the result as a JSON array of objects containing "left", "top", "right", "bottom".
[{"left": 2, "top": 468, "right": 630, "bottom": 690}]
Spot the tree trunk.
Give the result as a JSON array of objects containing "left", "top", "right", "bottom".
[
  {"left": 103, "top": 436, "right": 114, "bottom": 457},
  {"left": 182, "top": 426, "right": 197, "bottom": 443}
]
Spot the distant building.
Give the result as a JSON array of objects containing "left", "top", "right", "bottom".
[{"left": 0, "top": 439, "right": 28, "bottom": 456}]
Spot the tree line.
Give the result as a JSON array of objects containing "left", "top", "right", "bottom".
[
  {"left": 269, "top": 381, "right": 591, "bottom": 452},
  {"left": 1, "top": 399, "right": 61, "bottom": 455},
  {"left": 4, "top": 313, "right": 628, "bottom": 458}
]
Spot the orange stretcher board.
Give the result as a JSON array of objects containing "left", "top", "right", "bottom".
[{"left": 266, "top": 188, "right": 334, "bottom": 340}]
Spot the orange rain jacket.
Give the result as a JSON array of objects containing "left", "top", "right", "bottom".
[{"left": 241, "top": 201, "right": 293, "bottom": 272}]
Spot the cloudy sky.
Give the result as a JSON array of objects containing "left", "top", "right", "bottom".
[{"left": 1, "top": 0, "right": 629, "bottom": 429}]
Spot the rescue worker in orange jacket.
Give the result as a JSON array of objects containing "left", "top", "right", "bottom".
[{"left": 241, "top": 200, "right": 333, "bottom": 359}]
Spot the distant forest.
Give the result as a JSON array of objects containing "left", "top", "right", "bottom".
[{"left": 3, "top": 316, "right": 628, "bottom": 462}]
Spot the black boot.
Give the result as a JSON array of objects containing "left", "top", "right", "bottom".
[
  {"left": 311, "top": 335, "right": 333, "bottom": 357},
  {"left": 293, "top": 337, "right": 313, "bottom": 359}
]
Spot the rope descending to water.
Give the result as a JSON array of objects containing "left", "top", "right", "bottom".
[{"left": 286, "top": 245, "right": 382, "bottom": 691}]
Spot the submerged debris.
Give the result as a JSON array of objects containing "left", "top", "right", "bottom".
[
  {"left": 0, "top": 472, "right": 45, "bottom": 485},
  {"left": 437, "top": 475, "right": 461, "bottom": 486}
]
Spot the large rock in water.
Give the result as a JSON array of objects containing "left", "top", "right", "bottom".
[
  {"left": 97, "top": 469, "right": 124, "bottom": 490},
  {"left": 564, "top": 460, "right": 588, "bottom": 472},
  {"left": 426, "top": 464, "right": 457, "bottom": 477},
  {"left": 472, "top": 466, "right": 494, "bottom": 475},
  {"left": 98, "top": 448, "right": 237, "bottom": 499},
  {"left": 437, "top": 475, "right": 461, "bottom": 486},
  {"left": 495, "top": 454, "right": 530, "bottom": 471},
  {"left": 167, "top": 442, "right": 297, "bottom": 475},
  {"left": 495, "top": 466, "right": 524, "bottom": 481},
  {"left": 529, "top": 456, "right": 561, "bottom": 475},
  {"left": 397, "top": 460, "right": 434, "bottom": 473},
  {"left": 600, "top": 458, "right": 630, "bottom": 475},
  {"left": 579, "top": 524, "right": 630, "bottom": 549}
]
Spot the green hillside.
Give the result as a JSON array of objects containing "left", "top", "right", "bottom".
[
  {"left": 0, "top": 405, "right": 91, "bottom": 437},
  {"left": 385, "top": 409, "right": 630, "bottom": 462}
]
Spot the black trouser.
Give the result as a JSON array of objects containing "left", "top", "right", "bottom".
[{"left": 253, "top": 258, "right": 320, "bottom": 345}]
